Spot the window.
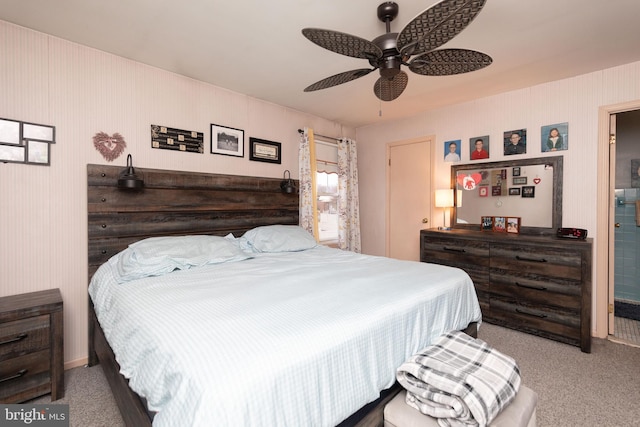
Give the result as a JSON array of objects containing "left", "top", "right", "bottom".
[
  {"left": 317, "top": 171, "right": 338, "bottom": 243},
  {"left": 315, "top": 138, "right": 338, "bottom": 245}
]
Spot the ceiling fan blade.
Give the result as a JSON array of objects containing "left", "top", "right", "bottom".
[
  {"left": 304, "top": 68, "right": 376, "bottom": 92},
  {"left": 409, "top": 48, "right": 492, "bottom": 76},
  {"left": 374, "top": 71, "right": 408, "bottom": 102},
  {"left": 302, "top": 28, "right": 383, "bottom": 60},
  {"left": 397, "top": 0, "right": 487, "bottom": 57}
]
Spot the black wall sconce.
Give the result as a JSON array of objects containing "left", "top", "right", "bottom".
[
  {"left": 280, "top": 170, "right": 297, "bottom": 194},
  {"left": 117, "top": 154, "right": 144, "bottom": 190}
]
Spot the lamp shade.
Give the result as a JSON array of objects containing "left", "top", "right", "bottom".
[{"left": 435, "top": 189, "right": 454, "bottom": 208}]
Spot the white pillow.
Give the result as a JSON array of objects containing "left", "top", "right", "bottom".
[
  {"left": 109, "top": 235, "right": 251, "bottom": 283},
  {"left": 241, "top": 225, "right": 317, "bottom": 253}
]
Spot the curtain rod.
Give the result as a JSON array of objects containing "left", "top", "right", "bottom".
[{"left": 297, "top": 128, "right": 340, "bottom": 142}]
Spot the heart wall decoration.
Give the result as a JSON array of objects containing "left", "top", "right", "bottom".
[
  {"left": 93, "top": 132, "right": 126, "bottom": 162},
  {"left": 457, "top": 173, "right": 483, "bottom": 190}
]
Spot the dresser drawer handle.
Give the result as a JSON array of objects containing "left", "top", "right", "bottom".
[
  {"left": 0, "top": 332, "right": 28, "bottom": 346},
  {"left": 515, "top": 282, "right": 547, "bottom": 291},
  {"left": 515, "top": 308, "right": 548, "bottom": 319},
  {"left": 443, "top": 246, "right": 466, "bottom": 253},
  {"left": 0, "top": 369, "right": 27, "bottom": 383},
  {"left": 515, "top": 255, "right": 547, "bottom": 263}
]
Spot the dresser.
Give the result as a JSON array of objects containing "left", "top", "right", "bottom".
[
  {"left": 0, "top": 289, "right": 64, "bottom": 402},
  {"left": 420, "top": 229, "right": 592, "bottom": 352}
]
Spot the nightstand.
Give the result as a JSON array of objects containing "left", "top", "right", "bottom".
[{"left": 0, "top": 288, "right": 64, "bottom": 402}]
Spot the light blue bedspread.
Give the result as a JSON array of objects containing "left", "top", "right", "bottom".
[{"left": 89, "top": 246, "right": 481, "bottom": 427}]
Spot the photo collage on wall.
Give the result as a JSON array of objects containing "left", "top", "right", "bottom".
[{"left": 444, "top": 122, "right": 568, "bottom": 161}]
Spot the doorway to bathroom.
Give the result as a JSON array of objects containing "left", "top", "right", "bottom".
[{"left": 612, "top": 109, "right": 640, "bottom": 346}]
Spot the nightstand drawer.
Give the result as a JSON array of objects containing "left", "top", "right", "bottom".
[
  {"left": 0, "top": 349, "right": 51, "bottom": 402},
  {"left": 0, "top": 315, "right": 50, "bottom": 360},
  {"left": 0, "top": 289, "right": 64, "bottom": 402}
]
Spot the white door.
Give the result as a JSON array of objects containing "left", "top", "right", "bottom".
[{"left": 387, "top": 137, "right": 432, "bottom": 261}]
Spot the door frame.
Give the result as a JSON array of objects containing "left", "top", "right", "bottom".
[
  {"left": 596, "top": 99, "right": 640, "bottom": 338},
  {"left": 385, "top": 135, "right": 436, "bottom": 257}
]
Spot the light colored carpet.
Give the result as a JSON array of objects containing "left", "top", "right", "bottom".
[{"left": 30, "top": 323, "right": 640, "bottom": 426}]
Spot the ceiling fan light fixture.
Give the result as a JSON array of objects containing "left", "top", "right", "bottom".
[{"left": 379, "top": 56, "right": 402, "bottom": 79}]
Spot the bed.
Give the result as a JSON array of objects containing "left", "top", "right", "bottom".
[{"left": 87, "top": 164, "right": 481, "bottom": 427}]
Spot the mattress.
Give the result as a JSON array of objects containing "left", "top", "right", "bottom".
[{"left": 89, "top": 244, "right": 481, "bottom": 427}]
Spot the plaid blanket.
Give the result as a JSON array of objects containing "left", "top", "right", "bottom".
[{"left": 396, "top": 330, "right": 521, "bottom": 427}]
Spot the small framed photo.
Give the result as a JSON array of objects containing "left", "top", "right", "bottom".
[
  {"left": 512, "top": 167, "right": 521, "bottom": 177},
  {"left": 508, "top": 187, "right": 521, "bottom": 196},
  {"left": 513, "top": 177, "right": 527, "bottom": 185},
  {"left": 479, "top": 186, "right": 489, "bottom": 197},
  {"left": 503, "top": 128, "right": 527, "bottom": 156},
  {"left": 0, "top": 118, "right": 21, "bottom": 145},
  {"left": 507, "top": 217, "right": 521, "bottom": 234},
  {"left": 0, "top": 143, "right": 26, "bottom": 163},
  {"left": 23, "top": 122, "right": 55, "bottom": 143},
  {"left": 210, "top": 123, "right": 244, "bottom": 157},
  {"left": 26, "top": 140, "right": 50, "bottom": 165},
  {"left": 481, "top": 216, "right": 493, "bottom": 231},
  {"left": 493, "top": 216, "right": 506, "bottom": 232},
  {"left": 522, "top": 186, "right": 535, "bottom": 198},
  {"left": 542, "top": 122, "right": 568, "bottom": 152},
  {"left": 444, "top": 139, "right": 461, "bottom": 162},
  {"left": 249, "top": 137, "right": 281, "bottom": 164},
  {"left": 470, "top": 135, "right": 490, "bottom": 160}
]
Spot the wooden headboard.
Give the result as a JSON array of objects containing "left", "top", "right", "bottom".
[{"left": 87, "top": 164, "right": 299, "bottom": 281}]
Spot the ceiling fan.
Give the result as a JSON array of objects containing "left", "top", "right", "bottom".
[{"left": 302, "top": 0, "right": 492, "bottom": 102}]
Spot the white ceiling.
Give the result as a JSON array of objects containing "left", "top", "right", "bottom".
[{"left": 2, "top": 0, "right": 640, "bottom": 128}]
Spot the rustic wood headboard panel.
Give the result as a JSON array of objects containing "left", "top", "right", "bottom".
[{"left": 87, "top": 164, "right": 299, "bottom": 281}]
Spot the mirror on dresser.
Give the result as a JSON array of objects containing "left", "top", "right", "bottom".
[{"left": 451, "top": 156, "right": 563, "bottom": 236}]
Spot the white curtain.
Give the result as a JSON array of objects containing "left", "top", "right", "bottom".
[
  {"left": 299, "top": 129, "right": 361, "bottom": 251},
  {"left": 337, "top": 138, "right": 361, "bottom": 252},
  {"left": 298, "top": 128, "right": 318, "bottom": 239}
]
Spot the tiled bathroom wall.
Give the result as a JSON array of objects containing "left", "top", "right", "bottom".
[{"left": 615, "top": 188, "right": 640, "bottom": 302}]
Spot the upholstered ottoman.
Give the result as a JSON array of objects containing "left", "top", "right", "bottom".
[{"left": 384, "top": 385, "right": 538, "bottom": 427}]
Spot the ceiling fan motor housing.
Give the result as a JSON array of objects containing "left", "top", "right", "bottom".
[{"left": 371, "top": 32, "right": 402, "bottom": 79}]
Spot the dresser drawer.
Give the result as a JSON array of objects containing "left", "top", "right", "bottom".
[
  {"left": 0, "top": 349, "right": 51, "bottom": 402},
  {"left": 490, "top": 272, "right": 581, "bottom": 309},
  {"left": 0, "top": 315, "right": 50, "bottom": 361},
  {"left": 489, "top": 297, "right": 581, "bottom": 344},
  {"left": 422, "top": 236, "right": 489, "bottom": 266},
  {"left": 490, "top": 244, "right": 582, "bottom": 280}
]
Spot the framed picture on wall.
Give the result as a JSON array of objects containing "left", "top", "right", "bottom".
[
  {"left": 503, "top": 129, "right": 527, "bottom": 155},
  {"left": 470, "top": 135, "right": 490, "bottom": 160},
  {"left": 444, "top": 139, "right": 461, "bottom": 162},
  {"left": 541, "top": 122, "right": 568, "bottom": 152},
  {"left": 249, "top": 137, "right": 281, "bottom": 164},
  {"left": 522, "top": 186, "right": 535, "bottom": 198},
  {"left": 210, "top": 123, "right": 244, "bottom": 157}
]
